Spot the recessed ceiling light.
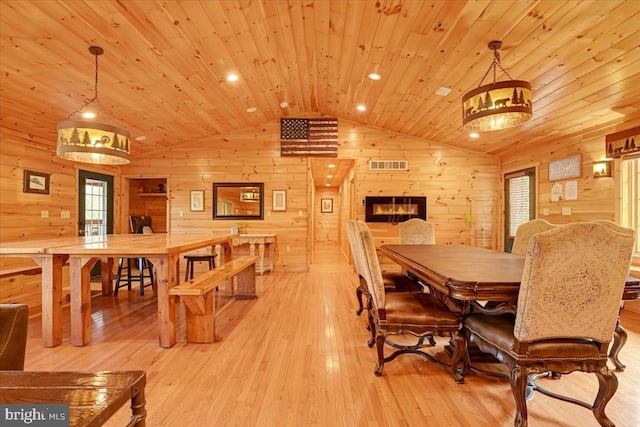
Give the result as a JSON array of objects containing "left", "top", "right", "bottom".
[
  {"left": 326, "top": 183, "right": 330, "bottom": 187},
  {"left": 82, "top": 111, "right": 96, "bottom": 119},
  {"left": 227, "top": 74, "right": 239, "bottom": 82},
  {"left": 469, "top": 132, "right": 480, "bottom": 138},
  {"left": 280, "top": 101, "right": 288, "bottom": 108},
  {"left": 356, "top": 105, "right": 366, "bottom": 111},
  {"left": 328, "top": 164, "right": 335, "bottom": 168},
  {"left": 368, "top": 73, "right": 381, "bottom": 80},
  {"left": 327, "top": 175, "right": 332, "bottom": 178},
  {"left": 135, "top": 136, "right": 147, "bottom": 141},
  {"left": 246, "top": 107, "right": 257, "bottom": 112},
  {"left": 436, "top": 87, "right": 452, "bottom": 96}
]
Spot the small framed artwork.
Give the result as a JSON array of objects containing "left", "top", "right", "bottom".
[
  {"left": 190, "top": 190, "right": 205, "bottom": 212},
  {"left": 272, "top": 190, "right": 287, "bottom": 211},
  {"left": 23, "top": 170, "right": 50, "bottom": 194},
  {"left": 321, "top": 198, "right": 333, "bottom": 213}
]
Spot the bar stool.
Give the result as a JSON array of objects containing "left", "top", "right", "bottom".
[
  {"left": 184, "top": 254, "right": 217, "bottom": 281},
  {"left": 115, "top": 258, "right": 155, "bottom": 296}
]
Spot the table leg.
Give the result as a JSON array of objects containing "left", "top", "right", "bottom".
[
  {"left": 100, "top": 257, "right": 114, "bottom": 295},
  {"left": 258, "top": 243, "right": 265, "bottom": 275},
  {"left": 35, "top": 255, "right": 66, "bottom": 347},
  {"left": 70, "top": 257, "right": 98, "bottom": 346},
  {"left": 130, "top": 379, "right": 147, "bottom": 426},
  {"left": 148, "top": 255, "right": 177, "bottom": 348}
]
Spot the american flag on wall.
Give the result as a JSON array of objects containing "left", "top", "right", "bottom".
[{"left": 280, "top": 118, "right": 338, "bottom": 157}]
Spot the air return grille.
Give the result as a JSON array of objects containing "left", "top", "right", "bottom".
[{"left": 369, "top": 160, "right": 408, "bottom": 171}]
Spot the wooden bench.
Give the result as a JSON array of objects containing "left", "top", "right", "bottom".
[
  {"left": 0, "top": 265, "right": 42, "bottom": 279},
  {"left": 169, "top": 255, "right": 259, "bottom": 343}
]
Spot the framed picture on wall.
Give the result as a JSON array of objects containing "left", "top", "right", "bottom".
[
  {"left": 23, "top": 170, "right": 50, "bottom": 194},
  {"left": 321, "top": 198, "right": 333, "bottom": 213},
  {"left": 190, "top": 190, "right": 205, "bottom": 211},
  {"left": 272, "top": 190, "right": 287, "bottom": 211}
]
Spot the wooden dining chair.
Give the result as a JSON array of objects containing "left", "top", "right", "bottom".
[
  {"left": 398, "top": 218, "right": 435, "bottom": 245},
  {"left": 346, "top": 220, "right": 421, "bottom": 317},
  {"left": 510, "top": 218, "right": 556, "bottom": 255},
  {"left": 454, "top": 222, "right": 635, "bottom": 427},
  {"left": 355, "top": 220, "right": 463, "bottom": 382}
]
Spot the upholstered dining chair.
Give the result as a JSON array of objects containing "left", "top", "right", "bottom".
[
  {"left": 510, "top": 218, "right": 556, "bottom": 255},
  {"left": 454, "top": 222, "right": 634, "bottom": 427},
  {"left": 592, "top": 219, "right": 635, "bottom": 236},
  {"left": 346, "top": 220, "right": 421, "bottom": 317},
  {"left": 398, "top": 218, "right": 436, "bottom": 245},
  {"left": 355, "top": 220, "right": 463, "bottom": 382},
  {"left": 0, "top": 303, "right": 29, "bottom": 370}
]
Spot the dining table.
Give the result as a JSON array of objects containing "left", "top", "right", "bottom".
[
  {"left": 380, "top": 244, "right": 640, "bottom": 370},
  {"left": 0, "top": 233, "right": 238, "bottom": 348}
]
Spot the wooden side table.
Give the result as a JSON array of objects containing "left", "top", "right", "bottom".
[
  {"left": 0, "top": 370, "right": 147, "bottom": 426},
  {"left": 232, "top": 234, "right": 276, "bottom": 275}
]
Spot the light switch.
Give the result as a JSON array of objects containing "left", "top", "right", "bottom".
[
  {"left": 61, "top": 210, "right": 70, "bottom": 219},
  {"left": 542, "top": 208, "right": 549, "bottom": 216},
  {"left": 41, "top": 210, "right": 49, "bottom": 218},
  {"left": 561, "top": 207, "right": 571, "bottom": 216},
  {"left": 298, "top": 210, "right": 303, "bottom": 217},
  {"left": 179, "top": 211, "right": 184, "bottom": 217}
]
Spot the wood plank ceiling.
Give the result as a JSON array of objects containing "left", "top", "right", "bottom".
[{"left": 1, "top": 0, "right": 639, "bottom": 176}]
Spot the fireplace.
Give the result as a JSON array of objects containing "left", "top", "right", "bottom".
[{"left": 365, "top": 196, "right": 427, "bottom": 223}]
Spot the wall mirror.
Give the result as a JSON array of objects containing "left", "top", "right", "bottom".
[{"left": 213, "top": 183, "right": 264, "bottom": 220}]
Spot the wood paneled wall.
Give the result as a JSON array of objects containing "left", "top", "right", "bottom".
[
  {"left": 2, "top": 118, "right": 499, "bottom": 311},
  {"left": 0, "top": 127, "right": 121, "bottom": 312},
  {"left": 499, "top": 119, "right": 640, "bottom": 236}
]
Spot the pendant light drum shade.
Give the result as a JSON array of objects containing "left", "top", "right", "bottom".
[
  {"left": 57, "top": 120, "right": 131, "bottom": 165},
  {"left": 462, "top": 81, "right": 532, "bottom": 132}
]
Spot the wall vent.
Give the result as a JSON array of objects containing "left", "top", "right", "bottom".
[{"left": 369, "top": 160, "right": 408, "bottom": 171}]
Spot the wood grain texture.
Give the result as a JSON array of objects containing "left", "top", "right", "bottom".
[
  {"left": 1, "top": 1, "right": 639, "bottom": 159},
  {"left": 18, "top": 246, "right": 640, "bottom": 427}
]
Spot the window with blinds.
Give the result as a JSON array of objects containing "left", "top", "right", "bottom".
[{"left": 504, "top": 167, "right": 535, "bottom": 252}]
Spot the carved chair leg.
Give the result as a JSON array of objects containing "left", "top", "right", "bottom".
[
  {"left": 593, "top": 370, "right": 617, "bottom": 427},
  {"left": 609, "top": 321, "right": 627, "bottom": 371},
  {"left": 355, "top": 286, "right": 365, "bottom": 315},
  {"left": 374, "top": 329, "right": 387, "bottom": 377},
  {"left": 367, "top": 310, "right": 376, "bottom": 348},
  {"left": 510, "top": 366, "right": 529, "bottom": 427}
]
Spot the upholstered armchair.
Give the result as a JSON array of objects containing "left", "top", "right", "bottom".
[
  {"left": 355, "top": 220, "right": 463, "bottom": 382},
  {"left": 454, "top": 222, "right": 634, "bottom": 427},
  {"left": 346, "top": 220, "right": 421, "bottom": 317},
  {"left": 510, "top": 218, "right": 556, "bottom": 255},
  {"left": 398, "top": 218, "right": 435, "bottom": 245},
  {"left": 0, "top": 303, "right": 29, "bottom": 370}
]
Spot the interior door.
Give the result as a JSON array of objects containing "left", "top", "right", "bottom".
[
  {"left": 504, "top": 167, "right": 536, "bottom": 252},
  {"left": 79, "top": 170, "right": 114, "bottom": 279}
]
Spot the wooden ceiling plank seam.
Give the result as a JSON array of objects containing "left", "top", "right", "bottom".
[
  {"left": 284, "top": 1, "right": 313, "bottom": 114},
  {"left": 326, "top": 0, "right": 348, "bottom": 114},
  {"left": 313, "top": 0, "right": 331, "bottom": 114}
]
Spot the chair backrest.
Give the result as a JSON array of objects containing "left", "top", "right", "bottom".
[
  {"left": 514, "top": 223, "right": 634, "bottom": 344},
  {"left": 511, "top": 219, "right": 557, "bottom": 255},
  {"left": 591, "top": 220, "right": 635, "bottom": 236},
  {"left": 129, "top": 215, "right": 152, "bottom": 234},
  {"left": 355, "top": 220, "right": 386, "bottom": 309},
  {"left": 346, "top": 220, "right": 371, "bottom": 285},
  {"left": 0, "top": 304, "right": 29, "bottom": 370},
  {"left": 399, "top": 218, "right": 435, "bottom": 245}
]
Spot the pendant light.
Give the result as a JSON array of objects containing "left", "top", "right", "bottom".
[
  {"left": 56, "top": 46, "right": 130, "bottom": 165},
  {"left": 462, "top": 41, "right": 532, "bottom": 132}
]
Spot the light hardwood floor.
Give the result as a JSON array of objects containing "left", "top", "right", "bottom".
[{"left": 22, "top": 244, "right": 640, "bottom": 426}]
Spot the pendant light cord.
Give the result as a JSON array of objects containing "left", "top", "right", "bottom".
[
  {"left": 63, "top": 50, "right": 106, "bottom": 120},
  {"left": 477, "top": 46, "right": 514, "bottom": 88}
]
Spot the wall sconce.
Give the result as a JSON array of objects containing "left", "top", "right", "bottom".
[{"left": 593, "top": 160, "right": 612, "bottom": 178}]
